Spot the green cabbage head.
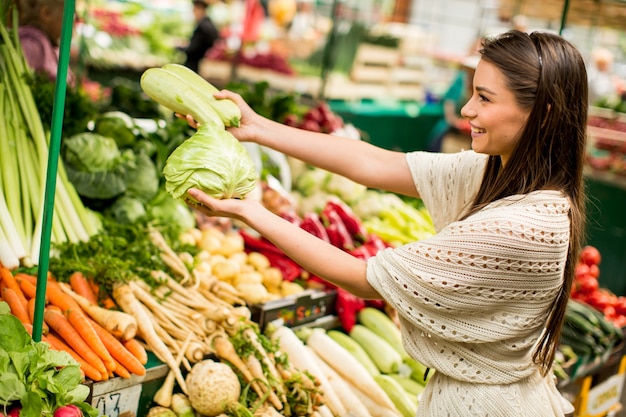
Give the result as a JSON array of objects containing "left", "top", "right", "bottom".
[{"left": 163, "top": 124, "right": 258, "bottom": 202}]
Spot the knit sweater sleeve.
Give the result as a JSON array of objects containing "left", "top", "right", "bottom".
[{"left": 405, "top": 150, "right": 487, "bottom": 231}]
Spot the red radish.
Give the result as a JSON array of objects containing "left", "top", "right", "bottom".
[
  {"left": 53, "top": 405, "right": 82, "bottom": 417},
  {"left": 7, "top": 405, "right": 21, "bottom": 417}
]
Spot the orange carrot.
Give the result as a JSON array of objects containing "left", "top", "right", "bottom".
[
  {"left": 87, "top": 317, "right": 145, "bottom": 376},
  {"left": 15, "top": 272, "right": 37, "bottom": 286},
  {"left": 64, "top": 307, "right": 116, "bottom": 373},
  {"left": 46, "top": 280, "right": 82, "bottom": 311},
  {"left": 44, "top": 308, "right": 108, "bottom": 377},
  {"left": 3, "top": 287, "right": 31, "bottom": 325},
  {"left": 44, "top": 280, "right": 116, "bottom": 372},
  {"left": 69, "top": 271, "right": 98, "bottom": 304},
  {"left": 111, "top": 357, "right": 131, "bottom": 379},
  {"left": 22, "top": 323, "right": 51, "bottom": 343},
  {"left": 0, "top": 267, "right": 28, "bottom": 310},
  {"left": 46, "top": 331, "right": 104, "bottom": 382},
  {"left": 59, "top": 282, "right": 137, "bottom": 341},
  {"left": 27, "top": 298, "right": 49, "bottom": 335},
  {"left": 17, "top": 275, "right": 38, "bottom": 300},
  {"left": 123, "top": 338, "right": 149, "bottom": 365},
  {"left": 90, "top": 281, "right": 117, "bottom": 309}
]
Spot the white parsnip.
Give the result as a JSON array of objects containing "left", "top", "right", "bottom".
[{"left": 113, "top": 283, "right": 188, "bottom": 394}]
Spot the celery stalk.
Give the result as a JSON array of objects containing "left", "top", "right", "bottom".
[{"left": 0, "top": 84, "right": 27, "bottom": 247}]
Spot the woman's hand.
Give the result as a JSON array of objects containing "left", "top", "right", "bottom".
[
  {"left": 187, "top": 188, "right": 260, "bottom": 223},
  {"left": 176, "top": 89, "right": 266, "bottom": 143},
  {"left": 214, "top": 89, "right": 265, "bottom": 143}
]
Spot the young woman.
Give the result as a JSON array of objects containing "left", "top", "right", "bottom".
[{"left": 188, "top": 30, "right": 587, "bottom": 416}]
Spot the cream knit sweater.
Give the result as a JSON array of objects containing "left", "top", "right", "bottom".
[{"left": 367, "top": 151, "right": 570, "bottom": 417}]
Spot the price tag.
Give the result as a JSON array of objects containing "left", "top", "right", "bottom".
[
  {"left": 584, "top": 373, "right": 624, "bottom": 416},
  {"left": 91, "top": 384, "right": 142, "bottom": 417}
]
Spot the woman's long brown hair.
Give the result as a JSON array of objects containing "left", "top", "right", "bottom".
[{"left": 462, "top": 30, "right": 588, "bottom": 375}]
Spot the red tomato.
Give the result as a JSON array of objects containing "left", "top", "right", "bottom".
[
  {"left": 577, "top": 276, "right": 599, "bottom": 294},
  {"left": 615, "top": 296, "right": 626, "bottom": 316},
  {"left": 588, "top": 264, "right": 600, "bottom": 279},
  {"left": 580, "top": 245, "right": 601, "bottom": 266},
  {"left": 575, "top": 263, "right": 591, "bottom": 279}
]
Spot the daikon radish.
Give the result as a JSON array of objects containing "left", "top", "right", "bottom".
[
  {"left": 306, "top": 346, "right": 373, "bottom": 417},
  {"left": 303, "top": 328, "right": 398, "bottom": 411},
  {"left": 269, "top": 325, "right": 346, "bottom": 416}
]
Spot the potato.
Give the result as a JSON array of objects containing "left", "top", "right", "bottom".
[
  {"left": 261, "top": 267, "right": 283, "bottom": 289},
  {"left": 247, "top": 252, "right": 270, "bottom": 272},
  {"left": 212, "top": 259, "right": 241, "bottom": 282},
  {"left": 233, "top": 271, "right": 263, "bottom": 287},
  {"left": 281, "top": 281, "right": 305, "bottom": 297}
]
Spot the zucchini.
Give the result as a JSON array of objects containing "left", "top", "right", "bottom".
[
  {"left": 327, "top": 330, "right": 380, "bottom": 377},
  {"left": 374, "top": 374, "right": 419, "bottom": 417},
  {"left": 160, "top": 63, "right": 241, "bottom": 127},
  {"left": 139, "top": 67, "right": 224, "bottom": 128},
  {"left": 388, "top": 373, "right": 427, "bottom": 397},
  {"left": 357, "top": 307, "right": 407, "bottom": 358},
  {"left": 349, "top": 324, "right": 403, "bottom": 374}
]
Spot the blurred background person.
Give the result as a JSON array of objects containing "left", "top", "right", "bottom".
[
  {"left": 17, "top": 0, "right": 76, "bottom": 86},
  {"left": 588, "top": 47, "right": 619, "bottom": 105},
  {"left": 179, "top": 0, "right": 220, "bottom": 73}
]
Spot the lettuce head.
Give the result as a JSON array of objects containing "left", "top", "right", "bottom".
[{"left": 163, "top": 124, "right": 258, "bottom": 202}]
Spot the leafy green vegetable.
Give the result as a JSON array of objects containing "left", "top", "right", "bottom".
[
  {"left": 27, "top": 72, "right": 98, "bottom": 138},
  {"left": 62, "top": 132, "right": 136, "bottom": 200},
  {"left": 48, "top": 217, "right": 193, "bottom": 295},
  {"left": 0, "top": 302, "right": 99, "bottom": 417},
  {"left": 146, "top": 190, "right": 196, "bottom": 233},
  {"left": 163, "top": 124, "right": 258, "bottom": 201},
  {"left": 93, "top": 111, "right": 137, "bottom": 148},
  {"left": 125, "top": 152, "right": 159, "bottom": 203},
  {"left": 107, "top": 195, "right": 147, "bottom": 224}
]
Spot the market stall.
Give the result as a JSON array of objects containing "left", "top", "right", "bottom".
[{"left": 3, "top": 0, "right": 626, "bottom": 416}]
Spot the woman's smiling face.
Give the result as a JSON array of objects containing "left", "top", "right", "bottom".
[{"left": 460, "top": 59, "right": 531, "bottom": 166}]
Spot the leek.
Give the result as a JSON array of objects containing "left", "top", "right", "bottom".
[{"left": 0, "top": 16, "right": 101, "bottom": 267}]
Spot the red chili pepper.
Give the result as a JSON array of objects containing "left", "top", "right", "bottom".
[
  {"left": 240, "top": 229, "right": 284, "bottom": 257},
  {"left": 324, "top": 199, "right": 368, "bottom": 239},
  {"left": 300, "top": 213, "right": 331, "bottom": 242},
  {"left": 335, "top": 287, "right": 365, "bottom": 332},
  {"left": 321, "top": 209, "right": 355, "bottom": 251},
  {"left": 262, "top": 251, "right": 303, "bottom": 282}
]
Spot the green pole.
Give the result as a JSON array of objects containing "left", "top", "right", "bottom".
[
  {"left": 559, "top": 0, "right": 570, "bottom": 35},
  {"left": 32, "top": 0, "right": 75, "bottom": 342}
]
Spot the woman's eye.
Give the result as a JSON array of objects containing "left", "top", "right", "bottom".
[{"left": 478, "top": 94, "right": 489, "bottom": 102}]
